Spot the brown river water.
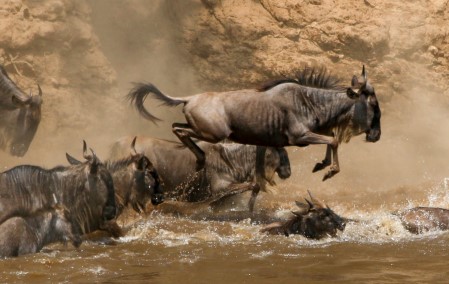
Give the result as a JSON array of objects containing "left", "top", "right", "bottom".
[{"left": 1, "top": 175, "right": 449, "bottom": 283}]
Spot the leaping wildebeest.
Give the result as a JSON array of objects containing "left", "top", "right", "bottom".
[
  {"left": 127, "top": 66, "right": 381, "bottom": 180},
  {"left": 0, "top": 141, "right": 117, "bottom": 236},
  {"left": 0, "top": 65, "right": 42, "bottom": 157},
  {"left": 109, "top": 136, "right": 291, "bottom": 211}
]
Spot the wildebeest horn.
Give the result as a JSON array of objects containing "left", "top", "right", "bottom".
[
  {"left": 66, "top": 153, "right": 82, "bottom": 165},
  {"left": 307, "top": 190, "right": 326, "bottom": 208},
  {"left": 82, "top": 140, "right": 90, "bottom": 160},
  {"left": 37, "top": 84, "right": 42, "bottom": 96},
  {"left": 362, "top": 65, "right": 367, "bottom": 81},
  {"left": 131, "top": 136, "right": 138, "bottom": 155},
  {"left": 89, "top": 148, "right": 98, "bottom": 160},
  {"left": 304, "top": 198, "right": 314, "bottom": 209}
]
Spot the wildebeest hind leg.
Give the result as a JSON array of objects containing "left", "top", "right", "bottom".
[{"left": 172, "top": 123, "right": 206, "bottom": 170}]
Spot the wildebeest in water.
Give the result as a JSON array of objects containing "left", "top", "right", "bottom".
[
  {"left": 260, "top": 191, "right": 346, "bottom": 239},
  {"left": 127, "top": 66, "right": 381, "bottom": 181},
  {"left": 0, "top": 141, "right": 117, "bottom": 236},
  {"left": 395, "top": 207, "right": 449, "bottom": 234},
  {"left": 110, "top": 136, "right": 291, "bottom": 211},
  {"left": 67, "top": 137, "right": 164, "bottom": 216},
  {"left": 0, "top": 198, "right": 82, "bottom": 258},
  {"left": 0, "top": 65, "right": 42, "bottom": 157}
]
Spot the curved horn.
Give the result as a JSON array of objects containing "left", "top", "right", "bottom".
[
  {"left": 362, "top": 65, "right": 367, "bottom": 81},
  {"left": 37, "top": 84, "right": 42, "bottom": 96},
  {"left": 304, "top": 198, "right": 314, "bottom": 209},
  {"left": 82, "top": 140, "right": 91, "bottom": 160},
  {"left": 307, "top": 190, "right": 326, "bottom": 208},
  {"left": 66, "top": 153, "right": 82, "bottom": 165},
  {"left": 131, "top": 136, "right": 138, "bottom": 155},
  {"left": 89, "top": 148, "right": 98, "bottom": 160}
]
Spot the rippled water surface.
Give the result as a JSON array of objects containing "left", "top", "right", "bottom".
[{"left": 2, "top": 178, "right": 449, "bottom": 283}]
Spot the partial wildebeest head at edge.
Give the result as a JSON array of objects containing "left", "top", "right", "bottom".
[
  {"left": 0, "top": 65, "right": 43, "bottom": 157},
  {"left": 346, "top": 65, "right": 381, "bottom": 143},
  {"left": 66, "top": 141, "right": 117, "bottom": 226},
  {"left": 261, "top": 191, "right": 345, "bottom": 239},
  {"left": 127, "top": 137, "right": 164, "bottom": 210}
]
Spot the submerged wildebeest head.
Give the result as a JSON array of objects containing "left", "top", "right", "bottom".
[
  {"left": 67, "top": 137, "right": 163, "bottom": 215},
  {"left": 346, "top": 66, "right": 381, "bottom": 143},
  {"left": 260, "top": 191, "right": 346, "bottom": 239},
  {"left": 0, "top": 65, "right": 42, "bottom": 157}
]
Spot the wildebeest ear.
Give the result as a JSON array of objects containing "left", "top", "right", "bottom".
[
  {"left": 293, "top": 201, "right": 310, "bottom": 216},
  {"left": 346, "top": 88, "right": 359, "bottom": 99},
  {"left": 11, "top": 94, "right": 31, "bottom": 106},
  {"left": 295, "top": 201, "right": 310, "bottom": 210},
  {"left": 351, "top": 75, "right": 359, "bottom": 87},
  {"left": 66, "top": 153, "right": 82, "bottom": 165}
]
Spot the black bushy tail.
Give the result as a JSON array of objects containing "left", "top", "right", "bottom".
[{"left": 126, "top": 83, "right": 186, "bottom": 124}]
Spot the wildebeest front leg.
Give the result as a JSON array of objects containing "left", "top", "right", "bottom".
[
  {"left": 292, "top": 131, "right": 339, "bottom": 181},
  {"left": 312, "top": 145, "right": 332, "bottom": 173},
  {"left": 172, "top": 123, "right": 206, "bottom": 170}
]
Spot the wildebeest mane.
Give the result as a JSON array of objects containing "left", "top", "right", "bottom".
[
  {"left": 1, "top": 165, "right": 55, "bottom": 197},
  {"left": 105, "top": 155, "right": 135, "bottom": 172},
  {"left": 0, "top": 164, "right": 108, "bottom": 235},
  {"left": 258, "top": 67, "right": 345, "bottom": 92}
]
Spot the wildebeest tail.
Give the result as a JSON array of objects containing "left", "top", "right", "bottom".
[{"left": 127, "top": 82, "right": 187, "bottom": 123}]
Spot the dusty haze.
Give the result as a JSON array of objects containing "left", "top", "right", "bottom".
[{"left": 1, "top": 0, "right": 449, "bottom": 211}]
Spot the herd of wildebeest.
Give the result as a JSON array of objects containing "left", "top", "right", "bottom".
[{"left": 0, "top": 64, "right": 448, "bottom": 258}]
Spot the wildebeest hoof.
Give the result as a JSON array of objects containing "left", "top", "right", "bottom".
[
  {"left": 322, "top": 170, "right": 338, "bottom": 181},
  {"left": 313, "top": 161, "right": 330, "bottom": 173}
]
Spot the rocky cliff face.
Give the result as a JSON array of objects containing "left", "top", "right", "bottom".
[
  {"left": 182, "top": 0, "right": 449, "bottom": 102},
  {"left": 0, "top": 0, "right": 120, "bottom": 164}
]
